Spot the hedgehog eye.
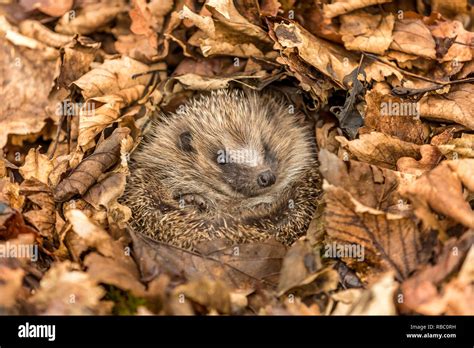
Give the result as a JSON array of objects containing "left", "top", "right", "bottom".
[{"left": 178, "top": 131, "right": 194, "bottom": 152}]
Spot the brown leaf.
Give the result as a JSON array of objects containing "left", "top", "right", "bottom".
[
  {"left": 55, "top": 0, "right": 125, "bottom": 35},
  {"left": 83, "top": 173, "right": 127, "bottom": 210},
  {"left": 271, "top": 20, "right": 402, "bottom": 88},
  {"left": 0, "top": 34, "right": 57, "bottom": 148},
  {"left": 340, "top": 11, "right": 394, "bottom": 55},
  {"left": 66, "top": 209, "right": 145, "bottom": 296},
  {"left": 172, "top": 278, "right": 232, "bottom": 314},
  {"left": 28, "top": 261, "right": 109, "bottom": 314},
  {"left": 419, "top": 84, "right": 474, "bottom": 130},
  {"left": 20, "top": 179, "right": 56, "bottom": 238},
  {"left": 336, "top": 132, "right": 421, "bottom": 170},
  {"left": 397, "top": 145, "right": 442, "bottom": 176},
  {"left": 53, "top": 36, "right": 100, "bottom": 91},
  {"left": 19, "top": 20, "right": 73, "bottom": 48},
  {"left": 0, "top": 203, "right": 38, "bottom": 240},
  {"left": 363, "top": 83, "right": 429, "bottom": 145},
  {"left": 182, "top": 1, "right": 272, "bottom": 58},
  {"left": 0, "top": 264, "right": 24, "bottom": 309},
  {"left": 390, "top": 19, "right": 436, "bottom": 59},
  {"left": 322, "top": 0, "right": 391, "bottom": 19},
  {"left": 20, "top": 0, "right": 73, "bottom": 17},
  {"left": 400, "top": 231, "right": 473, "bottom": 314},
  {"left": 72, "top": 56, "right": 151, "bottom": 99},
  {"left": 131, "top": 229, "right": 286, "bottom": 290},
  {"left": 19, "top": 148, "right": 53, "bottom": 185},
  {"left": 54, "top": 127, "right": 130, "bottom": 202},
  {"left": 77, "top": 86, "right": 143, "bottom": 147},
  {"left": 319, "top": 150, "right": 435, "bottom": 281},
  {"left": 333, "top": 272, "right": 398, "bottom": 315},
  {"left": 277, "top": 238, "right": 338, "bottom": 296},
  {"left": 400, "top": 159, "right": 474, "bottom": 229}
]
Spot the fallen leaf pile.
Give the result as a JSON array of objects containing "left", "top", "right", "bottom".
[{"left": 0, "top": 0, "right": 472, "bottom": 315}]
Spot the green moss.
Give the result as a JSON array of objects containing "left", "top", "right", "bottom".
[{"left": 104, "top": 285, "right": 148, "bottom": 315}]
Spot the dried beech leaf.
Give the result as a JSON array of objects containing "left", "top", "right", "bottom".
[
  {"left": 419, "top": 84, "right": 474, "bottom": 129},
  {"left": 323, "top": 182, "right": 435, "bottom": 281},
  {"left": 336, "top": 132, "right": 421, "bottom": 170},
  {"left": 72, "top": 56, "right": 151, "bottom": 99},
  {"left": 400, "top": 159, "right": 474, "bottom": 229},
  {"left": 20, "top": 179, "right": 56, "bottom": 238},
  {"left": 78, "top": 86, "right": 144, "bottom": 147},
  {"left": 0, "top": 35, "right": 57, "bottom": 148},
  {"left": 131, "top": 229, "right": 286, "bottom": 290},
  {"left": 340, "top": 11, "right": 394, "bottom": 55},
  {"left": 390, "top": 19, "right": 436, "bottom": 59},
  {"left": 19, "top": 148, "right": 53, "bottom": 185}
]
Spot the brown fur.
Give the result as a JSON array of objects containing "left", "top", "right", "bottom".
[{"left": 121, "top": 89, "right": 321, "bottom": 249}]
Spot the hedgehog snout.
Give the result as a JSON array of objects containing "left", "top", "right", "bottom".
[{"left": 257, "top": 170, "right": 276, "bottom": 188}]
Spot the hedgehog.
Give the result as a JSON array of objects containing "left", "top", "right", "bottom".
[{"left": 121, "top": 89, "right": 321, "bottom": 249}]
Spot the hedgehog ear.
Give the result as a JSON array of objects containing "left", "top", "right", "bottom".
[{"left": 178, "top": 131, "right": 194, "bottom": 152}]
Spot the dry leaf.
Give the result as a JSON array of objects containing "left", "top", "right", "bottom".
[
  {"left": 19, "top": 148, "right": 53, "bottom": 185},
  {"left": 54, "top": 128, "right": 130, "bottom": 202},
  {"left": 400, "top": 159, "right": 474, "bottom": 229},
  {"left": 28, "top": 261, "right": 108, "bottom": 314}
]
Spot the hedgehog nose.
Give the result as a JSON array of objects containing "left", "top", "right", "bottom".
[{"left": 257, "top": 170, "right": 276, "bottom": 188}]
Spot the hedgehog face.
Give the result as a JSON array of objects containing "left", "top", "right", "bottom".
[{"left": 132, "top": 89, "right": 315, "bottom": 212}]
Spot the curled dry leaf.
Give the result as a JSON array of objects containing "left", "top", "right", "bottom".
[
  {"left": 53, "top": 36, "right": 100, "bottom": 91},
  {"left": 182, "top": 1, "right": 272, "bottom": 58},
  {"left": 419, "top": 84, "right": 474, "bottom": 130},
  {"left": 78, "top": 85, "right": 144, "bottom": 147},
  {"left": 437, "top": 133, "right": 474, "bottom": 159},
  {"left": 72, "top": 56, "right": 151, "bottom": 99},
  {"left": 400, "top": 159, "right": 474, "bottom": 229},
  {"left": 336, "top": 132, "right": 421, "bottom": 170},
  {"left": 0, "top": 203, "right": 37, "bottom": 240},
  {"left": 271, "top": 20, "right": 402, "bottom": 88},
  {"left": 54, "top": 127, "right": 130, "bottom": 202},
  {"left": 397, "top": 145, "right": 442, "bottom": 176},
  {"left": 19, "top": 20, "right": 74, "bottom": 48},
  {"left": 363, "top": 83, "right": 429, "bottom": 144}
]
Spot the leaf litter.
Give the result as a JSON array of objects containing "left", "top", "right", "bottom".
[{"left": 0, "top": 0, "right": 473, "bottom": 315}]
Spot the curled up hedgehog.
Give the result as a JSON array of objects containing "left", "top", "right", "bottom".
[{"left": 121, "top": 89, "right": 321, "bottom": 249}]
